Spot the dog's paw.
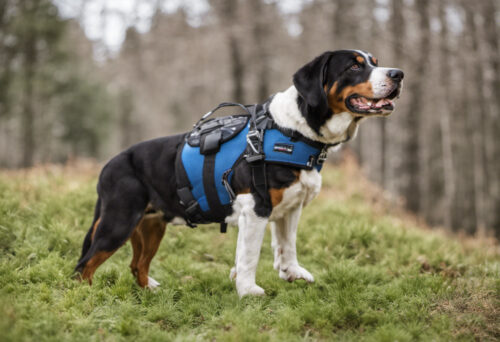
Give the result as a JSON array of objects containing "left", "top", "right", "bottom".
[
  {"left": 279, "top": 264, "right": 314, "bottom": 283},
  {"left": 229, "top": 267, "right": 237, "bottom": 281},
  {"left": 147, "top": 276, "right": 160, "bottom": 289},
  {"left": 237, "top": 284, "right": 265, "bottom": 298}
]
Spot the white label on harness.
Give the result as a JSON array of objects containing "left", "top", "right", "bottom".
[{"left": 273, "top": 143, "right": 294, "bottom": 154}]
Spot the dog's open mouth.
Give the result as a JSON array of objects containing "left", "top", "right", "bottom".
[{"left": 346, "top": 86, "right": 400, "bottom": 115}]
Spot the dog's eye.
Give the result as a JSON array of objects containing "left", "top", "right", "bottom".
[{"left": 350, "top": 64, "right": 361, "bottom": 71}]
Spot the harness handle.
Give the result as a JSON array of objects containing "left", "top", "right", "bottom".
[{"left": 194, "top": 102, "right": 254, "bottom": 129}]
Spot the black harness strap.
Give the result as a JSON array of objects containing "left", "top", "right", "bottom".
[
  {"left": 202, "top": 153, "right": 229, "bottom": 223},
  {"left": 175, "top": 143, "right": 204, "bottom": 227},
  {"left": 244, "top": 104, "right": 271, "bottom": 210}
]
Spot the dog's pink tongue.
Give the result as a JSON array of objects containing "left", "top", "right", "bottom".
[{"left": 352, "top": 97, "right": 370, "bottom": 109}]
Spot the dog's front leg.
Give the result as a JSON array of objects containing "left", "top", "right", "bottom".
[
  {"left": 234, "top": 196, "right": 268, "bottom": 297},
  {"left": 272, "top": 204, "right": 314, "bottom": 283}
]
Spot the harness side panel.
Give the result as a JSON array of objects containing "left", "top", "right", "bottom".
[{"left": 263, "top": 129, "right": 323, "bottom": 170}]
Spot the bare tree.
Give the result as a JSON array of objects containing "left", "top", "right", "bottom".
[
  {"left": 213, "top": 0, "right": 245, "bottom": 103},
  {"left": 463, "top": 3, "right": 488, "bottom": 232},
  {"left": 20, "top": 0, "right": 39, "bottom": 167},
  {"left": 482, "top": 0, "right": 500, "bottom": 237},
  {"left": 437, "top": 0, "right": 455, "bottom": 229},
  {"left": 387, "top": 0, "right": 405, "bottom": 189},
  {"left": 400, "top": 0, "right": 430, "bottom": 213}
]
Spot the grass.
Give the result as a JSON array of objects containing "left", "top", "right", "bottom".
[{"left": 0, "top": 159, "right": 498, "bottom": 341}]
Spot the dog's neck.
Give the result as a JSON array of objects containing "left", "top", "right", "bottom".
[{"left": 268, "top": 86, "right": 359, "bottom": 145}]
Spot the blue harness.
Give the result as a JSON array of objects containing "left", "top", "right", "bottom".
[{"left": 175, "top": 100, "right": 337, "bottom": 232}]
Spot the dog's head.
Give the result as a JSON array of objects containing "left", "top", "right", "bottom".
[{"left": 293, "top": 50, "right": 404, "bottom": 134}]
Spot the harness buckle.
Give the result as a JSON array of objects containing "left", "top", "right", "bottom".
[
  {"left": 317, "top": 147, "right": 329, "bottom": 165},
  {"left": 246, "top": 129, "right": 262, "bottom": 154},
  {"left": 222, "top": 170, "right": 236, "bottom": 202},
  {"left": 306, "top": 156, "right": 314, "bottom": 168}
]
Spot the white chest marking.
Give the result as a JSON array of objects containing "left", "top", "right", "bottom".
[
  {"left": 319, "top": 112, "right": 354, "bottom": 142},
  {"left": 269, "top": 86, "right": 357, "bottom": 145}
]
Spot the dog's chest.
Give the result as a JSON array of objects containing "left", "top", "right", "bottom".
[{"left": 269, "top": 169, "right": 322, "bottom": 221}]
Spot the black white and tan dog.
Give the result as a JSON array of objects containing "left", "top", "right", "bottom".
[{"left": 75, "top": 50, "right": 404, "bottom": 297}]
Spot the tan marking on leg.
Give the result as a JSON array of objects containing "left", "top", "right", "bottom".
[
  {"left": 90, "top": 218, "right": 101, "bottom": 241},
  {"left": 269, "top": 172, "right": 300, "bottom": 208},
  {"left": 236, "top": 188, "right": 251, "bottom": 195},
  {"left": 269, "top": 188, "right": 286, "bottom": 208},
  {"left": 133, "top": 215, "right": 166, "bottom": 288},
  {"left": 81, "top": 250, "right": 115, "bottom": 285},
  {"left": 129, "top": 224, "right": 144, "bottom": 278}
]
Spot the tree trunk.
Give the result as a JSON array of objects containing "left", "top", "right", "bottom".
[
  {"left": 249, "top": 0, "right": 269, "bottom": 102},
  {"left": 229, "top": 34, "right": 244, "bottom": 103},
  {"left": 452, "top": 29, "right": 477, "bottom": 234},
  {"left": 387, "top": 0, "right": 404, "bottom": 189},
  {"left": 21, "top": 5, "right": 37, "bottom": 168},
  {"left": 482, "top": 0, "right": 500, "bottom": 237},
  {"left": 216, "top": 0, "right": 244, "bottom": 103},
  {"left": 437, "top": 0, "right": 455, "bottom": 229},
  {"left": 400, "top": 0, "right": 430, "bottom": 213},
  {"left": 119, "top": 88, "right": 135, "bottom": 149},
  {"left": 464, "top": 3, "right": 487, "bottom": 233}
]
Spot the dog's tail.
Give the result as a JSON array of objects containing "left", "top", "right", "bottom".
[{"left": 75, "top": 196, "right": 101, "bottom": 273}]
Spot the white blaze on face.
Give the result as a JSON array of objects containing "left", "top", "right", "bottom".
[
  {"left": 354, "top": 49, "right": 377, "bottom": 67},
  {"left": 369, "top": 67, "right": 393, "bottom": 98},
  {"left": 353, "top": 50, "right": 392, "bottom": 99}
]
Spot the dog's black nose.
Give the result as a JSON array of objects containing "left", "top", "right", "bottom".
[{"left": 388, "top": 69, "right": 404, "bottom": 82}]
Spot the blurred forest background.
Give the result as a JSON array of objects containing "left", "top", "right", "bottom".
[{"left": 0, "top": 0, "right": 498, "bottom": 238}]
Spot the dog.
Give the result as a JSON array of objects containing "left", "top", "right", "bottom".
[{"left": 75, "top": 50, "right": 403, "bottom": 297}]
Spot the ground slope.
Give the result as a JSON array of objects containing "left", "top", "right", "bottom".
[{"left": 0, "top": 160, "right": 498, "bottom": 341}]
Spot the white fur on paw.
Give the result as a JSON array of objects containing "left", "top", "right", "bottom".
[
  {"left": 237, "top": 284, "right": 265, "bottom": 298},
  {"left": 147, "top": 276, "right": 160, "bottom": 289},
  {"left": 279, "top": 265, "right": 314, "bottom": 283},
  {"left": 229, "top": 267, "right": 237, "bottom": 281}
]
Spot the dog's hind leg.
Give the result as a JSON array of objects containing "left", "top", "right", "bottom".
[
  {"left": 129, "top": 213, "right": 166, "bottom": 288},
  {"left": 75, "top": 175, "right": 148, "bottom": 285}
]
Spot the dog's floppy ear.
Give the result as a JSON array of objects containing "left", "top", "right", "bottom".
[{"left": 293, "top": 52, "right": 334, "bottom": 132}]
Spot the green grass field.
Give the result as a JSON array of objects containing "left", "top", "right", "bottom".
[{"left": 0, "top": 161, "right": 498, "bottom": 341}]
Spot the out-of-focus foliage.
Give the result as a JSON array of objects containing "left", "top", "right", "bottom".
[
  {"left": 0, "top": 0, "right": 114, "bottom": 166},
  {"left": 57, "top": 76, "right": 112, "bottom": 157}
]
